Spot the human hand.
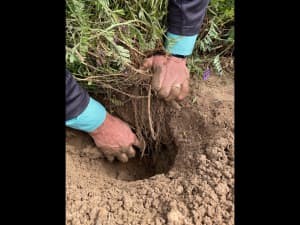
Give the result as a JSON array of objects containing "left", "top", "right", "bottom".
[
  {"left": 142, "top": 55, "right": 190, "bottom": 101},
  {"left": 89, "top": 113, "right": 140, "bottom": 163}
]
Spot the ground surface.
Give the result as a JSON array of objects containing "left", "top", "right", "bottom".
[{"left": 66, "top": 71, "right": 234, "bottom": 225}]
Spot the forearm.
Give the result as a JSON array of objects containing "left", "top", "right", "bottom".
[
  {"left": 166, "top": 0, "right": 210, "bottom": 56},
  {"left": 65, "top": 70, "right": 106, "bottom": 132}
]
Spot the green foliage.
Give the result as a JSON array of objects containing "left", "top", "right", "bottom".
[
  {"left": 66, "top": 0, "right": 167, "bottom": 77},
  {"left": 213, "top": 54, "right": 223, "bottom": 75},
  {"left": 190, "top": 0, "right": 234, "bottom": 75},
  {"left": 66, "top": 0, "right": 234, "bottom": 90}
]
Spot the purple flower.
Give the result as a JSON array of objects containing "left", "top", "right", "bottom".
[{"left": 203, "top": 68, "right": 210, "bottom": 81}]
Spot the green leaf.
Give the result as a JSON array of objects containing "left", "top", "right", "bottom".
[{"left": 213, "top": 55, "right": 223, "bottom": 75}]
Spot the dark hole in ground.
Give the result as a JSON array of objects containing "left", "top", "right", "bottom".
[
  {"left": 89, "top": 93, "right": 178, "bottom": 181},
  {"left": 101, "top": 142, "right": 178, "bottom": 182}
]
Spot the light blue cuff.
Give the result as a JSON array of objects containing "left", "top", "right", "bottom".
[
  {"left": 165, "top": 32, "right": 198, "bottom": 56},
  {"left": 66, "top": 97, "right": 107, "bottom": 132}
]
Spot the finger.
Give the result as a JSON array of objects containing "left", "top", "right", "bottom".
[
  {"left": 169, "top": 100, "right": 182, "bottom": 110},
  {"left": 152, "top": 65, "right": 167, "bottom": 92},
  {"left": 165, "top": 85, "right": 181, "bottom": 101},
  {"left": 157, "top": 65, "right": 179, "bottom": 99},
  {"left": 151, "top": 67, "right": 161, "bottom": 90},
  {"left": 158, "top": 84, "right": 172, "bottom": 99},
  {"left": 116, "top": 153, "right": 128, "bottom": 163},
  {"left": 177, "top": 79, "right": 189, "bottom": 100},
  {"left": 100, "top": 146, "right": 118, "bottom": 162},
  {"left": 133, "top": 137, "right": 142, "bottom": 149},
  {"left": 141, "top": 57, "right": 154, "bottom": 69},
  {"left": 106, "top": 155, "right": 114, "bottom": 162},
  {"left": 126, "top": 146, "right": 136, "bottom": 158}
]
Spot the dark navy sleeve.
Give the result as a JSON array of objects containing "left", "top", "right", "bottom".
[
  {"left": 167, "top": 0, "right": 210, "bottom": 36},
  {"left": 65, "top": 69, "right": 90, "bottom": 121}
]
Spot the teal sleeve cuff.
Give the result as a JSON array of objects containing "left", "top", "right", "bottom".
[
  {"left": 165, "top": 32, "right": 198, "bottom": 56},
  {"left": 65, "top": 97, "right": 107, "bottom": 132}
]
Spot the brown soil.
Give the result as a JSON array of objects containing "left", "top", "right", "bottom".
[{"left": 66, "top": 72, "right": 234, "bottom": 225}]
